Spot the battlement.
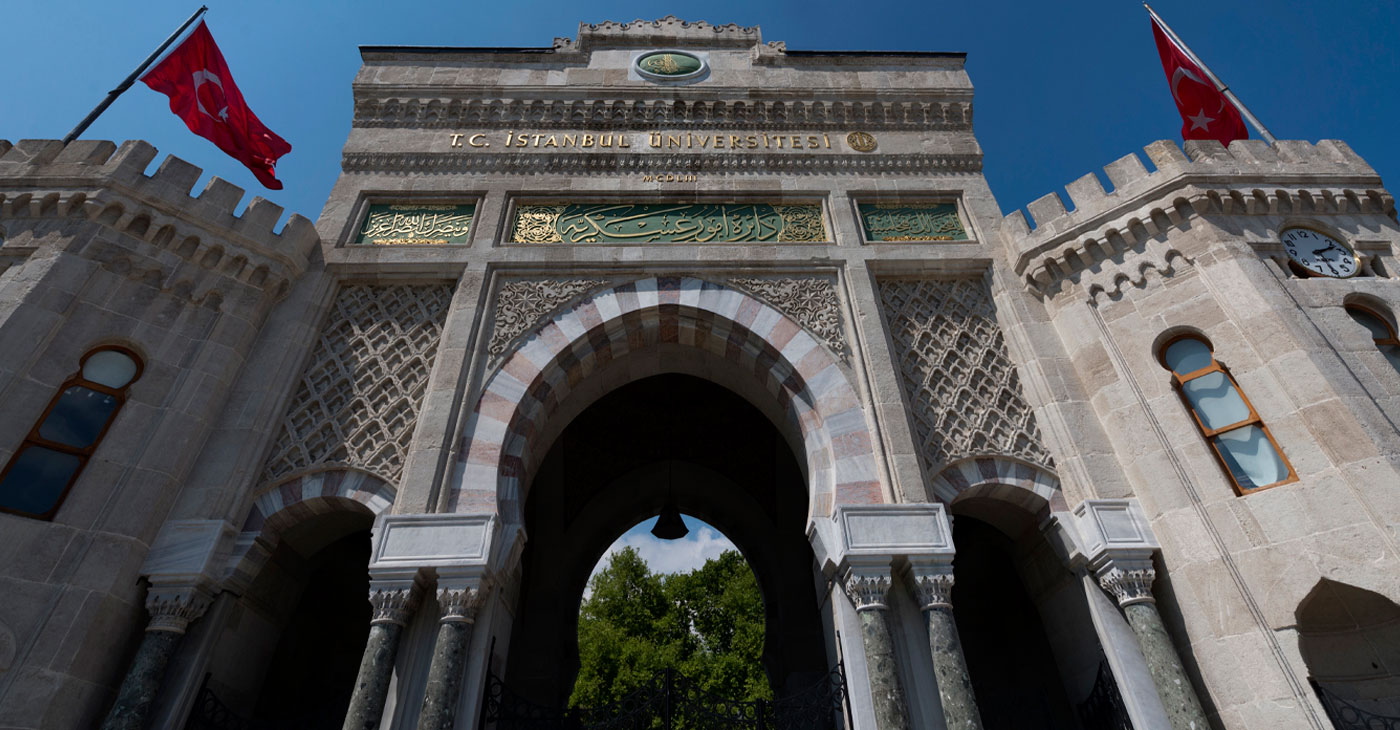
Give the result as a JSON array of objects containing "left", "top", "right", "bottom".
[
  {"left": 1002, "top": 138, "right": 1394, "bottom": 292},
  {"left": 573, "top": 16, "right": 762, "bottom": 50}
]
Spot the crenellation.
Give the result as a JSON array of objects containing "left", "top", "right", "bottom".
[
  {"left": 52, "top": 140, "right": 117, "bottom": 166},
  {"left": 196, "top": 177, "right": 246, "bottom": 217},
  {"left": 148, "top": 155, "right": 205, "bottom": 196},
  {"left": 1027, "top": 191, "right": 1068, "bottom": 229}
]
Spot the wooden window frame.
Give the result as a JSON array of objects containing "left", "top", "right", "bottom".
[
  {"left": 1159, "top": 334, "right": 1298, "bottom": 495},
  {"left": 0, "top": 345, "right": 143, "bottom": 520},
  {"left": 1345, "top": 303, "right": 1400, "bottom": 348}
]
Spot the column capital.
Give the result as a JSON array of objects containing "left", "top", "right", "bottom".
[
  {"left": 369, "top": 585, "right": 421, "bottom": 626},
  {"left": 145, "top": 583, "right": 214, "bottom": 634},
  {"left": 436, "top": 576, "right": 489, "bottom": 624},
  {"left": 844, "top": 565, "right": 893, "bottom": 612},
  {"left": 909, "top": 565, "right": 955, "bottom": 611},
  {"left": 1096, "top": 561, "right": 1157, "bottom": 607}
]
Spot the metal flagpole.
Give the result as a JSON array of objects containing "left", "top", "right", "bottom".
[
  {"left": 1143, "top": 3, "right": 1276, "bottom": 145},
  {"left": 61, "top": 5, "right": 209, "bottom": 144}
]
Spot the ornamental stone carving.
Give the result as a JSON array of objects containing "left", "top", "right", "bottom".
[
  {"left": 729, "top": 276, "right": 846, "bottom": 359},
  {"left": 369, "top": 587, "right": 419, "bottom": 626},
  {"left": 877, "top": 277, "right": 1054, "bottom": 475},
  {"left": 262, "top": 284, "right": 454, "bottom": 485},
  {"left": 910, "top": 569, "right": 955, "bottom": 611},
  {"left": 438, "top": 585, "right": 486, "bottom": 623},
  {"left": 488, "top": 278, "right": 608, "bottom": 360},
  {"left": 1098, "top": 565, "right": 1157, "bottom": 607},
  {"left": 145, "top": 585, "right": 214, "bottom": 634},
  {"left": 845, "top": 569, "right": 892, "bottom": 612}
]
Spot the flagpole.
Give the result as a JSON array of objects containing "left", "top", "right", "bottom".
[
  {"left": 61, "top": 5, "right": 209, "bottom": 144},
  {"left": 1143, "top": 3, "right": 1276, "bottom": 144}
]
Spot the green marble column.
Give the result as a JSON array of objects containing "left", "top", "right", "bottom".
[
  {"left": 846, "top": 568, "right": 911, "bottom": 730},
  {"left": 1100, "top": 565, "right": 1209, "bottom": 730},
  {"left": 342, "top": 586, "right": 419, "bottom": 730},
  {"left": 912, "top": 570, "right": 983, "bottom": 730},
  {"left": 417, "top": 584, "right": 485, "bottom": 730},
  {"left": 100, "top": 586, "right": 212, "bottom": 730}
]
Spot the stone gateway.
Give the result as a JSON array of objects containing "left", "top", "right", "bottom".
[{"left": 0, "top": 15, "right": 1398, "bottom": 730}]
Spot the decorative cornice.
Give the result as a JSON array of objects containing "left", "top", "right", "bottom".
[
  {"left": 438, "top": 584, "right": 487, "bottom": 623},
  {"left": 369, "top": 587, "right": 420, "bottom": 626},
  {"left": 1097, "top": 565, "right": 1157, "bottom": 607},
  {"left": 845, "top": 568, "right": 892, "bottom": 612},
  {"left": 728, "top": 276, "right": 846, "bottom": 360},
  {"left": 342, "top": 151, "right": 981, "bottom": 176},
  {"left": 351, "top": 97, "right": 973, "bottom": 132},
  {"left": 576, "top": 16, "right": 760, "bottom": 50},
  {"left": 145, "top": 584, "right": 215, "bottom": 634},
  {"left": 910, "top": 569, "right": 955, "bottom": 611},
  {"left": 489, "top": 278, "right": 608, "bottom": 362}
]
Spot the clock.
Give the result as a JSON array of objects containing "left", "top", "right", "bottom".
[{"left": 1280, "top": 227, "right": 1359, "bottom": 278}]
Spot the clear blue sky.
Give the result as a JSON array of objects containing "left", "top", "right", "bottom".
[{"left": 4, "top": 1, "right": 1396, "bottom": 229}]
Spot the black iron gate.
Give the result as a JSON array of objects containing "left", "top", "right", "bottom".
[
  {"left": 480, "top": 663, "right": 848, "bottom": 730},
  {"left": 1076, "top": 660, "right": 1133, "bottom": 730},
  {"left": 1311, "top": 679, "right": 1400, "bottom": 730}
]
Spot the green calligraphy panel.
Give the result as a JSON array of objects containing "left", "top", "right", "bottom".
[
  {"left": 512, "top": 203, "right": 826, "bottom": 244},
  {"left": 858, "top": 203, "right": 967, "bottom": 242},
  {"left": 355, "top": 203, "right": 475, "bottom": 245}
]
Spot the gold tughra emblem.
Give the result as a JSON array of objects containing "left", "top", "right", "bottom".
[
  {"left": 846, "top": 131, "right": 877, "bottom": 153},
  {"left": 653, "top": 54, "right": 681, "bottom": 74}
]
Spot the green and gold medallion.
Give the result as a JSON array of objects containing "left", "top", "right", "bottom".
[{"left": 635, "top": 51, "right": 705, "bottom": 79}]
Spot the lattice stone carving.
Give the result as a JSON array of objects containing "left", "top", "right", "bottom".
[
  {"left": 877, "top": 278, "right": 1053, "bottom": 474},
  {"left": 729, "top": 276, "right": 846, "bottom": 359},
  {"left": 488, "top": 278, "right": 608, "bottom": 361},
  {"left": 262, "top": 284, "right": 453, "bottom": 485}
]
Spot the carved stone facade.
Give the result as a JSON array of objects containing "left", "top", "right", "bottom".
[
  {"left": 877, "top": 277, "right": 1054, "bottom": 476},
  {"left": 487, "top": 278, "right": 607, "bottom": 360},
  {"left": 728, "top": 276, "right": 846, "bottom": 359},
  {"left": 261, "top": 284, "right": 453, "bottom": 485}
]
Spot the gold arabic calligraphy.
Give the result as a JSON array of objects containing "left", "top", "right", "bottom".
[
  {"left": 858, "top": 203, "right": 967, "bottom": 242},
  {"left": 356, "top": 204, "right": 476, "bottom": 245},
  {"left": 513, "top": 203, "right": 825, "bottom": 244}
]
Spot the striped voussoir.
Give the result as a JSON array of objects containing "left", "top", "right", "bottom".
[
  {"left": 240, "top": 468, "right": 397, "bottom": 534},
  {"left": 452, "top": 276, "right": 881, "bottom": 521},
  {"left": 929, "top": 456, "right": 1064, "bottom": 516}
]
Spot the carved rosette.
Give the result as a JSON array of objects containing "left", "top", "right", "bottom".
[
  {"left": 1098, "top": 565, "right": 1157, "bottom": 607},
  {"left": 728, "top": 277, "right": 846, "bottom": 359},
  {"left": 845, "top": 569, "right": 892, "bottom": 612},
  {"left": 775, "top": 206, "right": 827, "bottom": 242},
  {"left": 488, "top": 278, "right": 608, "bottom": 360},
  {"left": 438, "top": 585, "right": 487, "bottom": 624},
  {"left": 145, "top": 586, "right": 214, "bottom": 634},
  {"left": 910, "top": 569, "right": 955, "bottom": 611},
  {"left": 512, "top": 206, "right": 565, "bottom": 243},
  {"left": 369, "top": 587, "right": 419, "bottom": 626}
]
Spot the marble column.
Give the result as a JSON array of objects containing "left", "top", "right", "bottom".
[
  {"left": 343, "top": 584, "right": 420, "bottom": 730},
  {"left": 910, "top": 567, "right": 983, "bottom": 730},
  {"left": 1098, "top": 563, "right": 1209, "bottom": 730},
  {"left": 101, "top": 585, "right": 214, "bottom": 730},
  {"left": 418, "top": 581, "right": 486, "bottom": 730},
  {"left": 845, "top": 567, "right": 911, "bottom": 730}
]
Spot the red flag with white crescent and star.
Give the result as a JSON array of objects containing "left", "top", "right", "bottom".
[
  {"left": 1150, "top": 16, "right": 1248, "bottom": 146},
  {"left": 140, "top": 21, "right": 291, "bottom": 189}
]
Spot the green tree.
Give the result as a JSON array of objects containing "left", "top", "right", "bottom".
[{"left": 571, "top": 547, "right": 773, "bottom": 709}]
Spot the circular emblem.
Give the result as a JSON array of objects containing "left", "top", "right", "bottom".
[
  {"left": 846, "top": 131, "right": 877, "bottom": 152},
  {"left": 634, "top": 50, "right": 707, "bottom": 81},
  {"left": 1280, "top": 226, "right": 1359, "bottom": 278}
]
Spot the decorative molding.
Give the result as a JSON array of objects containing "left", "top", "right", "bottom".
[
  {"left": 261, "top": 284, "right": 454, "bottom": 486},
  {"left": 369, "top": 587, "right": 419, "bottom": 626},
  {"left": 910, "top": 569, "right": 955, "bottom": 611},
  {"left": 145, "top": 585, "right": 215, "bottom": 634},
  {"left": 488, "top": 278, "right": 608, "bottom": 361},
  {"left": 1097, "top": 565, "right": 1157, "bottom": 607},
  {"left": 877, "top": 277, "right": 1055, "bottom": 476},
  {"left": 845, "top": 568, "right": 892, "bottom": 612},
  {"left": 728, "top": 276, "right": 846, "bottom": 359},
  {"left": 351, "top": 97, "right": 974, "bottom": 132},
  {"left": 341, "top": 151, "right": 982, "bottom": 176},
  {"left": 438, "top": 584, "right": 486, "bottom": 624}
]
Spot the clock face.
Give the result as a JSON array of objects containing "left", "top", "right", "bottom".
[{"left": 1280, "top": 228, "right": 1358, "bottom": 278}]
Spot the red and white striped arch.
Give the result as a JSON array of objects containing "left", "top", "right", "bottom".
[{"left": 449, "top": 276, "right": 883, "bottom": 523}]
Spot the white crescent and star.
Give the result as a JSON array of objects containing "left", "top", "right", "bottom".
[
  {"left": 191, "top": 69, "right": 229, "bottom": 123},
  {"left": 1170, "top": 66, "right": 1225, "bottom": 131}
]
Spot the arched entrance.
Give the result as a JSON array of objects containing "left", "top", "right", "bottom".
[
  {"left": 1298, "top": 578, "right": 1400, "bottom": 721},
  {"left": 504, "top": 374, "right": 830, "bottom": 707}
]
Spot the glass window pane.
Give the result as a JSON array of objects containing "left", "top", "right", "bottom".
[
  {"left": 81, "top": 350, "right": 138, "bottom": 388},
  {"left": 0, "top": 445, "right": 82, "bottom": 515},
  {"left": 1180, "top": 371, "right": 1251, "bottom": 430},
  {"left": 1164, "top": 338, "right": 1214, "bottom": 375},
  {"left": 1214, "top": 426, "right": 1290, "bottom": 489},
  {"left": 38, "top": 386, "right": 119, "bottom": 448}
]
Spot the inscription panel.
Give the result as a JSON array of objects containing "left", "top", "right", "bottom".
[
  {"left": 355, "top": 203, "right": 475, "bottom": 245},
  {"left": 858, "top": 202, "right": 967, "bottom": 242},
  {"left": 510, "top": 203, "right": 825, "bottom": 244}
]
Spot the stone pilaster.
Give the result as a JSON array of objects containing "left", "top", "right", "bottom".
[
  {"left": 846, "top": 566, "right": 910, "bottom": 730},
  {"left": 342, "top": 583, "right": 421, "bottom": 730},
  {"left": 1096, "top": 561, "right": 1208, "bottom": 730},
  {"left": 418, "top": 579, "right": 488, "bottom": 730},
  {"left": 100, "top": 584, "right": 214, "bottom": 730},
  {"left": 910, "top": 566, "right": 983, "bottom": 730}
]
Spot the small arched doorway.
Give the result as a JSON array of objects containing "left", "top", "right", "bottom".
[{"left": 503, "top": 373, "right": 831, "bottom": 708}]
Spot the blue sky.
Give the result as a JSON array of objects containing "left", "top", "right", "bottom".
[
  {"left": 585, "top": 515, "right": 739, "bottom": 596},
  {"left": 4, "top": 1, "right": 1396, "bottom": 230}
]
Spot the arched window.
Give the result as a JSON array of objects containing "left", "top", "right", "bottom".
[
  {"left": 1344, "top": 303, "right": 1400, "bottom": 374},
  {"left": 1160, "top": 335, "right": 1295, "bottom": 494},
  {"left": 0, "top": 346, "right": 143, "bottom": 519}
]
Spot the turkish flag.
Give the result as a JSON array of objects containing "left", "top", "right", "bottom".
[
  {"left": 141, "top": 22, "right": 291, "bottom": 189},
  {"left": 1151, "top": 17, "right": 1248, "bottom": 146}
]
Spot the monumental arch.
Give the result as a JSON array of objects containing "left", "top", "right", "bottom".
[{"left": 1, "top": 14, "right": 1400, "bottom": 730}]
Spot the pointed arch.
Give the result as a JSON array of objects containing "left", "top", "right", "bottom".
[{"left": 930, "top": 456, "right": 1064, "bottom": 515}]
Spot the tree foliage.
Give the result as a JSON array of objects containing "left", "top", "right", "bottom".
[{"left": 571, "top": 547, "right": 772, "bottom": 708}]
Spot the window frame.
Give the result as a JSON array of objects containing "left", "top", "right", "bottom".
[
  {"left": 0, "top": 345, "right": 143, "bottom": 520},
  {"left": 1344, "top": 302, "right": 1400, "bottom": 348},
  {"left": 1158, "top": 334, "right": 1297, "bottom": 495}
]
